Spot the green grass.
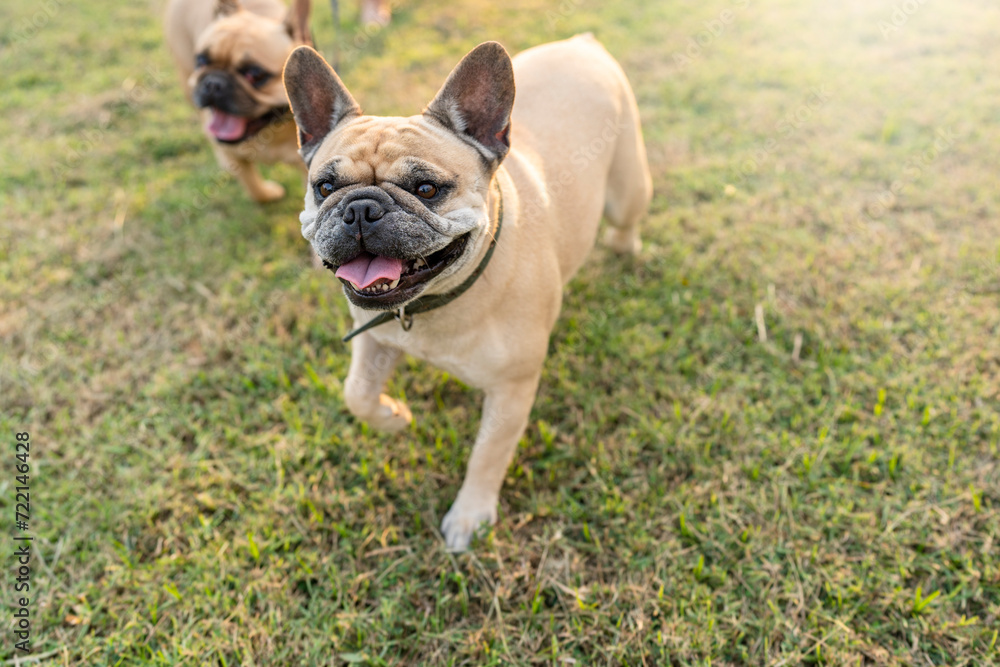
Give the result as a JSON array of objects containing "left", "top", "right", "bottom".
[{"left": 2, "top": 0, "right": 999, "bottom": 664}]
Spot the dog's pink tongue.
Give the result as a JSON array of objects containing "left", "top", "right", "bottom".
[
  {"left": 207, "top": 110, "right": 248, "bottom": 141},
  {"left": 335, "top": 253, "right": 403, "bottom": 289}
]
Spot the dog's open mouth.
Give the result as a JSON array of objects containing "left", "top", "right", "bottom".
[
  {"left": 324, "top": 234, "right": 470, "bottom": 308},
  {"left": 207, "top": 107, "right": 290, "bottom": 144}
]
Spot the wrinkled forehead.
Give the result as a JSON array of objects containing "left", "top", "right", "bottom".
[
  {"left": 311, "top": 116, "right": 484, "bottom": 183},
  {"left": 196, "top": 16, "right": 291, "bottom": 68}
]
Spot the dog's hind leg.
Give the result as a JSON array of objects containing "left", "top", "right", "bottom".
[
  {"left": 343, "top": 333, "right": 412, "bottom": 433},
  {"left": 602, "top": 96, "right": 652, "bottom": 256}
]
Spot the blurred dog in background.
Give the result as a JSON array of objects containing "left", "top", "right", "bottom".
[
  {"left": 165, "top": 0, "right": 313, "bottom": 202},
  {"left": 165, "top": 0, "right": 391, "bottom": 203}
]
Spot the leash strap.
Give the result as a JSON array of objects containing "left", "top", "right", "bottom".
[{"left": 342, "top": 180, "right": 504, "bottom": 343}]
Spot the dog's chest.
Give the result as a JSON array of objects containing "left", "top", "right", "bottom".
[{"left": 363, "top": 316, "right": 503, "bottom": 389}]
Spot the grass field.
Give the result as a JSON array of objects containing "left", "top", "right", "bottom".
[{"left": 2, "top": 0, "right": 999, "bottom": 664}]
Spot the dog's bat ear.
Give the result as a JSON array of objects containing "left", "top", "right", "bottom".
[
  {"left": 424, "top": 41, "right": 515, "bottom": 165},
  {"left": 284, "top": 0, "right": 312, "bottom": 47},
  {"left": 215, "top": 0, "right": 241, "bottom": 17},
  {"left": 283, "top": 46, "right": 361, "bottom": 165}
]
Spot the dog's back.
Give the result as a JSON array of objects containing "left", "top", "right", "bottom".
[{"left": 508, "top": 34, "right": 652, "bottom": 279}]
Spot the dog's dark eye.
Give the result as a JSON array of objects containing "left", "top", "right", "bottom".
[
  {"left": 241, "top": 65, "right": 271, "bottom": 88},
  {"left": 415, "top": 183, "right": 438, "bottom": 199},
  {"left": 315, "top": 182, "right": 335, "bottom": 200},
  {"left": 195, "top": 52, "right": 210, "bottom": 68}
]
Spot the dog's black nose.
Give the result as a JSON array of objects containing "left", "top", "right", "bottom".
[
  {"left": 196, "top": 72, "right": 231, "bottom": 107},
  {"left": 203, "top": 78, "right": 223, "bottom": 96},
  {"left": 343, "top": 199, "right": 385, "bottom": 226}
]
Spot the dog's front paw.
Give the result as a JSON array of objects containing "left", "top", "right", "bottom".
[
  {"left": 441, "top": 496, "right": 497, "bottom": 552},
  {"left": 604, "top": 227, "right": 642, "bottom": 256},
  {"left": 367, "top": 394, "right": 412, "bottom": 433},
  {"left": 251, "top": 180, "right": 286, "bottom": 203}
]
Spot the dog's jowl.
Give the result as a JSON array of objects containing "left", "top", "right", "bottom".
[{"left": 283, "top": 36, "right": 652, "bottom": 551}]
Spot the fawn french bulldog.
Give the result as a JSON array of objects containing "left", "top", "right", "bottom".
[{"left": 283, "top": 35, "right": 652, "bottom": 550}]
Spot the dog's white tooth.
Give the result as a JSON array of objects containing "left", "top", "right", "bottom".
[
  {"left": 389, "top": 279, "right": 399, "bottom": 289},
  {"left": 415, "top": 259, "right": 425, "bottom": 269}
]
